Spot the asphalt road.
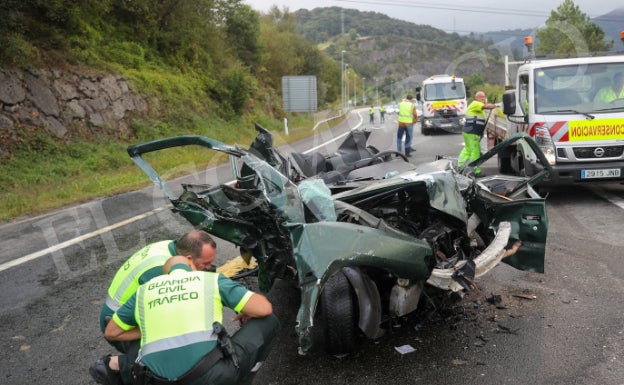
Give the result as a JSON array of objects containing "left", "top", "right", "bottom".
[{"left": 1, "top": 109, "right": 623, "bottom": 385}]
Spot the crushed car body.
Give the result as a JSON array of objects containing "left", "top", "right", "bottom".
[{"left": 127, "top": 124, "right": 550, "bottom": 355}]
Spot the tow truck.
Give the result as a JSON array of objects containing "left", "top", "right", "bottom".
[{"left": 486, "top": 35, "right": 624, "bottom": 185}]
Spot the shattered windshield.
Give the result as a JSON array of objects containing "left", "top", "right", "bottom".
[
  {"left": 534, "top": 62, "right": 624, "bottom": 114},
  {"left": 239, "top": 153, "right": 305, "bottom": 223}
]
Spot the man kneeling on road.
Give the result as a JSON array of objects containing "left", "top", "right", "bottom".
[
  {"left": 102, "top": 255, "right": 279, "bottom": 385},
  {"left": 91, "top": 230, "right": 218, "bottom": 385}
]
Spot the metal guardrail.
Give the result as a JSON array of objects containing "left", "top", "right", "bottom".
[{"left": 312, "top": 109, "right": 347, "bottom": 130}]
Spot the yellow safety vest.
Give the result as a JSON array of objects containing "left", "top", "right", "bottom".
[
  {"left": 105, "top": 240, "right": 173, "bottom": 312},
  {"left": 398, "top": 101, "right": 415, "bottom": 124},
  {"left": 136, "top": 270, "right": 222, "bottom": 357}
]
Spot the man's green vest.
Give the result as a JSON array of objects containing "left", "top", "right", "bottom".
[
  {"left": 398, "top": 101, "right": 414, "bottom": 124},
  {"left": 105, "top": 240, "right": 173, "bottom": 311},
  {"left": 135, "top": 270, "right": 221, "bottom": 357}
]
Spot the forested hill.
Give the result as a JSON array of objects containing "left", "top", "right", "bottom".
[
  {"left": 292, "top": 6, "right": 623, "bottom": 96},
  {"left": 593, "top": 7, "right": 624, "bottom": 51},
  {"left": 294, "top": 7, "right": 460, "bottom": 44},
  {"left": 480, "top": 7, "right": 624, "bottom": 54},
  {"left": 292, "top": 7, "right": 505, "bottom": 94}
]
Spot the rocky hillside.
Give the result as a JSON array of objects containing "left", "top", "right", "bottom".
[
  {"left": 294, "top": 7, "right": 508, "bottom": 91},
  {"left": 472, "top": 7, "right": 624, "bottom": 54},
  {"left": 593, "top": 7, "right": 624, "bottom": 51},
  {"left": 294, "top": 6, "right": 624, "bottom": 94},
  {"left": 0, "top": 68, "right": 148, "bottom": 158}
]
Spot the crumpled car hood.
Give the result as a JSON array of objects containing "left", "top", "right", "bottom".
[{"left": 334, "top": 162, "right": 468, "bottom": 223}]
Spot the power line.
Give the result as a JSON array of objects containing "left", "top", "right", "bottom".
[
  {"left": 333, "top": 0, "right": 624, "bottom": 34},
  {"left": 334, "top": 0, "right": 624, "bottom": 22},
  {"left": 335, "top": 0, "right": 553, "bottom": 18}
]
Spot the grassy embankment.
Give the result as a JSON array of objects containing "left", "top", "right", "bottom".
[
  {"left": 0, "top": 65, "right": 340, "bottom": 223},
  {"left": 0, "top": 3, "right": 347, "bottom": 222}
]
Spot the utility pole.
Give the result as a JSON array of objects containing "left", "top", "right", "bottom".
[
  {"left": 353, "top": 72, "right": 357, "bottom": 107},
  {"left": 341, "top": 50, "right": 346, "bottom": 112},
  {"left": 362, "top": 77, "right": 366, "bottom": 105},
  {"left": 345, "top": 64, "right": 349, "bottom": 109}
]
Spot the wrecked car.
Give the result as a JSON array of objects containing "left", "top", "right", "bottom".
[{"left": 127, "top": 124, "right": 550, "bottom": 355}]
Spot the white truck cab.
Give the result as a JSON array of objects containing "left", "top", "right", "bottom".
[
  {"left": 489, "top": 48, "right": 624, "bottom": 185},
  {"left": 415, "top": 74, "right": 467, "bottom": 135}
]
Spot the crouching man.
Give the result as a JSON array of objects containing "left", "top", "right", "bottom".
[{"left": 104, "top": 255, "right": 280, "bottom": 385}]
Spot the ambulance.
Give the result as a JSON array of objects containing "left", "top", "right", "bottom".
[
  {"left": 487, "top": 37, "right": 624, "bottom": 185},
  {"left": 415, "top": 74, "right": 467, "bottom": 135}
]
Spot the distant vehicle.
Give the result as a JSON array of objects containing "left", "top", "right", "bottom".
[
  {"left": 416, "top": 74, "right": 467, "bottom": 135},
  {"left": 415, "top": 102, "right": 423, "bottom": 120},
  {"left": 384, "top": 102, "right": 398, "bottom": 114},
  {"left": 488, "top": 36, "right": 624, "bottom": 185}
]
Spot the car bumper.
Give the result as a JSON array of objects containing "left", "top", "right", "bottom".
[
  {"left": 427, "top": 221, "right": 513, "bottom": 292},
  {"left": 541, "top": 161, "right": 623, "bottom": 185}
]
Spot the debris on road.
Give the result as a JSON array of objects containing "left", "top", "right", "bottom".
[
  {"left": 394, "top": 344, "right": 416, "bottom": 355},
  {"left": 496, "top": 324, "right": 520, "bottom": 335}
]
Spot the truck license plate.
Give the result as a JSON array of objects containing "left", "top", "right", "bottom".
[{"left": 581, "top": 168, "right": 621, "bottom": 179}]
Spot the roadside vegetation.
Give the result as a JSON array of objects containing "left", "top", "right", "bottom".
[
  {"left": 0, "top": 0, "right": 608, "bottom": 221},
  {"left": 0, "top": 1, "right": 340, "bottom": 221}
]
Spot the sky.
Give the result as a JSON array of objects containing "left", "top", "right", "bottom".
[{"left": 243, "top": 0, "right": 624, "bottom": 34}]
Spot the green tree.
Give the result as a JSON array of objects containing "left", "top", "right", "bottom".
[
  {"left": 466, "top": 73, "right": 485, "bottom": 89},
  {"left": 258, "top": 7, "right": 338, "bottom": 106},
  {"left": 224, "top": 4, "right": 262, "bottom": 69},
  {"left": 535, "top": 0, "right": 613, "bottom": 54}
]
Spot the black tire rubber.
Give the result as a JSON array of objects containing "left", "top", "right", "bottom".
[{"left": 320, "top": 270, "right": 356, "bottom": 355}]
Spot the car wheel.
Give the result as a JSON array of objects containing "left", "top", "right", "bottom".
[{"left": 321, "top": 270, "right": 356, "bottom": 355}]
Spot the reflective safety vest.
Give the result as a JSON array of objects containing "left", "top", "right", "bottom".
[
  {"left": 105, "top": 240, "right": 174, "bottom": 312},
  {"left": 463, "top": 100, "right": 487, "bottom": 135},
  {"left": 398, "top": 100, "right": 415, "bottom": 124},
  {"left": 466, "top": 100, "right": 486, "bottom": 119},
  {"left": 136, "top": 270, "right": 221, "bottom": 358},
  {"left": 594, "top": 87, "right": 624, "bottom": 103}
]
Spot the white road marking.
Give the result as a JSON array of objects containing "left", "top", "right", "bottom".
[
  {"left": 0, "top": 206, "right": 170, "bottom": 272},
  {"left": 588, "top": 186, "right": 624, "bottom": 210},
  {"left": 3, "top": 113, "right": 364, "bottom": 271}
]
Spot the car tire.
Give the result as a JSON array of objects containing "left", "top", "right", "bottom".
[{"left": 321, "top": 270, "right": 356, "bottom": 355}]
